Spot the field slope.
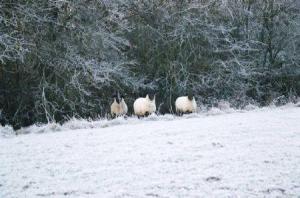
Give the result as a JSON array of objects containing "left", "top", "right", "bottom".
[{"left": 1, "top": 106, "right": 300, "bottom": 197}]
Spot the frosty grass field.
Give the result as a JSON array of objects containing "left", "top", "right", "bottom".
[{"left": 1, "top": 104, "right": 300, "bottom": 197}]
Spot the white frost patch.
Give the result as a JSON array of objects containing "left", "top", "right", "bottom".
[
  {"left": 16, "top": 122, "right": 63, "bottom": 135},
  {"left": 0, "top": 125, "right": 14, "bottom": 137},
  {"left": 244, "top": 104, "right": 259, "bottom": 111}
]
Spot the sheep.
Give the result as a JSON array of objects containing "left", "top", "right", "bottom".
[
  {"left": 175, "top": 93, "right": 197, "bottom": 115},
  {"left": 133, "top": 93, "right": 156, "bottom": 117},
  {"left": 110, "top": 91, "right": 128, "bottom": 118}
]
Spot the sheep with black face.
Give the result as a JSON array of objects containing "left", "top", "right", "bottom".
[
  {"left": 110, "top": 91, "right": 128, "bottom": 117},
  {"left": 133, "top": 93, "right": 156, "bottom": 117},
  {"left": 175, "top": 93, "right": 197, "bottom": 115}
]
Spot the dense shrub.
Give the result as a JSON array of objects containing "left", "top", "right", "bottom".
[{"left": 0, "top": 0, "right": 299, "bottom": 129}]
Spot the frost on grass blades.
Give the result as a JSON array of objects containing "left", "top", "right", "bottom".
[
  {"left": 0, "top": 101, "right": 236, "bottom": 136},
  {"left": 1, "top": 102, "right": 297, "bottom": 137}
]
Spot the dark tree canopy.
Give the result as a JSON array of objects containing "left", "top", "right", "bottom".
[{"left": 0, "top": 0, "right": 299, "bottom": 129}]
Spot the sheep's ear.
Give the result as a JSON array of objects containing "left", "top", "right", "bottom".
[
  {"left": 112, "top": 91, "right": 118, "bottom": 98},
  {"left": 188, "top": 94, "right": 193, "bottom": 101}
]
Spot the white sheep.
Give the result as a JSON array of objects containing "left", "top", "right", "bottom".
[
  {"left": 175, "top": 95, "right": 197, "bottom": 115},
  {"left": 133, "top": 94, "right": 156, "bottom": 117},
  {"left": 110, "top": 92, "right": 128, "bottom": 117}
]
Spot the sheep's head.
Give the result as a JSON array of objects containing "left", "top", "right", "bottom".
[
  {"left": 147, "top": 93, "right": 155, "bottom": 101},
  {"left": 188, "top": 92, "right": 194, "bottom": 101},
  {"left": 120, "top": 93, "right": 125, "bottom": 101},
  {"left": 146, "top": 93, "right": 156, "bottom": 102},
  {"left": 112, "top": 91, "right": 121, "bottom": 104}
]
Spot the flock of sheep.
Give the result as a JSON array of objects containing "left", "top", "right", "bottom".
[{"left": 110, "top": 91, "right": 197, "bottom": 118}]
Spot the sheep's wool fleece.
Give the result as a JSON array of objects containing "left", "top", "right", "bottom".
[
  {"left": 111, "top": 99, "right": 128, "bottom": 116},
  {"left": 175, "top": 96, "right": 197, "bottom": 113},
  {"left": 133, "top": 97, "right": 156, "bottom": 116}
]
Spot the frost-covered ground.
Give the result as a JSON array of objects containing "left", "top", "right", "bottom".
[{"left": 1, "top": 105, "right": 300, "bottom": 197}]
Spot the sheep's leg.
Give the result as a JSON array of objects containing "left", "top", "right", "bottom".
[
  {"left": 144, "top": 112, "right": 150, "bottom": 117},
  {"left": 111, "top": 113, "right": 117, "bottom": 119},
  {"left": 176, "top": 111, "right": 183, "bottom": 116}
]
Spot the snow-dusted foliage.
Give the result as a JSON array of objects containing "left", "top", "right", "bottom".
[
  {"left": 122, "top": 0, "right": 300, "bottom": 110},
  {"left": 0, "top": 0, "right": 299, "bottom": 128},
  {"left": 0, "top": 0, "right": 149, "bottom": 128}
]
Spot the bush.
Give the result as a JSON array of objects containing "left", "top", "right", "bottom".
[{"left": 0, "top": 0, "right": 299, "bottom": 129}]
